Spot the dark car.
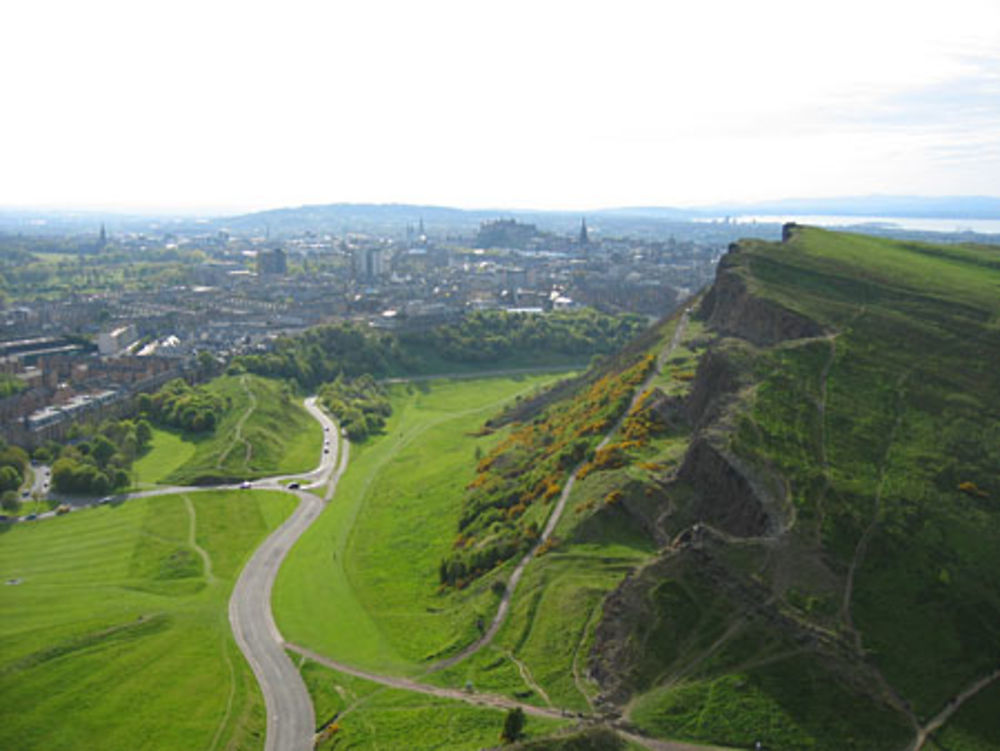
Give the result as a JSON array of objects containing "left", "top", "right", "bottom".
[{"left": 288, "top": 482, "right": 300, "bottom": 490}]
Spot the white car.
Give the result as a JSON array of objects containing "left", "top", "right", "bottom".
[{"left": 239, "top": 481, "right": 252, "bottom": 489}]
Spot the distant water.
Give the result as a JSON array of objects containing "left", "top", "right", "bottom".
[{"left": 719, "top": 214, "right": 1000, "bottom": 235}]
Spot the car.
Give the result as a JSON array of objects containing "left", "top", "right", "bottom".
[
  {"left": 0, "top": 515, "right": 10, "bottom": 523},
  {"left": 323, "top": 448, "right": 329, "bottom": 454},
  {"left": 239, "top": 481, "right": 252, "bottom": 489},
  {"left": 21, "top": 490, "right": 29, "bottom": 497},
  {"left": 25, "top": 513, "right": 38, "bottom": 521},
  {"left": 56, "top": 504, "right": 71, "bottom": 515},
  {"left": 288, "top": 482, "right": 300, "bottom": 490},
  {"left": 98, "top": 497, "right": 111, "bottom": 505}
]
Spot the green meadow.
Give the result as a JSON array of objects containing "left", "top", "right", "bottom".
[
  {"left": 0, "top": 489, "right": 296, "bottom": 751},
  {"left": 135, "top": 374, "right": 321, "bottom": 486},
  {"left": 273, "top": 373, "right": 572, "bottom": 674}
]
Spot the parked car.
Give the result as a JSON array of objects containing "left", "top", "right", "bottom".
[
  {"left": 56, "top": 504, "right": 71, "bottom": 515},
  {"left": 25, "top": 513, "right": 38, "bottom": 521},
  {"left": 288, "top": 482, "right": 301, "bottom": 489},
  {"left": 240, "top": 481, "right": 252, "bottom": 489}
]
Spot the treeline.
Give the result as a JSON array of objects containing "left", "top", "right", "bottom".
[
  {"left": 318, "top": 374, "right": 391, "bottom": 441},
  {"left": 409, "top": 309, "right": 646, "bottom": 363},
  {"left": 49, "top": 418, "right": 153, "bottom": 495},
  {"left": 232, "top": 309, "right": 646, "bottom": 390},
  {"left": 232, "top": 323, "right": 410, "bottom": 389},
  {"left": 137, "top": 378, "right": 223, "bottom": 433}
]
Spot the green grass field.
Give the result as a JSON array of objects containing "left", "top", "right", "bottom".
[
  {"left": 135, "top": 374, "right": 321, "bottom": 485},
  {"left": 132, "top": 426, "right": 197, "bottom": 486},
  {"left": 0, "top": 489, "right": 296, "bottom": 750},
  {"left": 274, "top": 374, "right": 573, "bottom": 674}
]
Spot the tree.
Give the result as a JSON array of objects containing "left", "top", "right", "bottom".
[
  {"left": 1, "top": 490, "right": 18, "bottom": 512},
  {"left": 135, "top": 419, "right": 153, "bottom": 448},
  {"left": 500, "top": 707, "right": 525, "bottom": 743},
  {"left": 91, "top": 435, "right": 116, "bottom": 469},
  {"left": 0, "top": 465, "right": 21, "bottom": 492}
]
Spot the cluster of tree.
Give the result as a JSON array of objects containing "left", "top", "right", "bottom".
[
  {"left": 137, "top": 378, "right": 223, "bottom": 432},
  {"left": 408, "top": 309, "right": 645, "bottom": 363},
  {"left": 439, "top": 355, "right": 654, "bottom": 587},
  {"left": 318, "top": 374, "right": 391, "bottom": 441},
  {"left": 233, "top": 323, "right": 411, "bottom": 389},
  {"left": 233, "top": 310, "right": 645, "bottom": 392},
  {"left": 49, "top": 418, "right": 153, "bottom": 495},
  {"left": 0, "top": 441, "right": 30, "bottom": 509}
]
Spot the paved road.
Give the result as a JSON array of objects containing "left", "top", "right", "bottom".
[
  {"left": 229, "top": 489, "right": 323, "bottom": 751},
  {"left": 7, "top": 397, "right": 348, "bottom": 751},
  {"left": 228, "top": 399, "right": 349, "bottom": 751}
]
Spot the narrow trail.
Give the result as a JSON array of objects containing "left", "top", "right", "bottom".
[
  {"left": 428, "top": 312, "right": 690, "bottom": 674},
  {"left": 910, "top": 667, "right": 1000, "bottom": 751},
  {"left": 812, "top": 335, "right": 838, "bottom": 545},
  {"left": 840, "top": 373, "right": 908, "bottom": 648},
  {"left": 217, "top": 374, "right": 256, "bottom": 472},
  {"left": 571, "top": 603, "right": 602, "bottom": 712},
  {"left": 286, "top": 642, "right": 567, "bottom": 721},
  {"left": 183, "top": 493, "right": 215, "bottom": 583},
  {"left": 508, "top": 651, "right": 553, "bottom": 707},
  {"left": 208, "top": 634, "right": 237, "bottom": 751}
]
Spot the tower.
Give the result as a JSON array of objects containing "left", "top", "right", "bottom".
[
  {"left": 97, "top": 223, "right": 107, "bottom": 250},
  {"left": 578, "top": 218, "right": 589, "bottom": 246}
]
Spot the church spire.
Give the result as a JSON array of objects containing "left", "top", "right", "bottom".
[{"left": 578, "top": 217, "right": 589, "bottom": 245}]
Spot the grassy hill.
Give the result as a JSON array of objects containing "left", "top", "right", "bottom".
[
  {"left": 135, "top": 374, "right": 321, "bottom": 486},
  {"left": 0, "top": 490, "right": 296, "bottom": 751},
  {"left": 588, "top": 227, "right": 1000, "bottom": 750}
]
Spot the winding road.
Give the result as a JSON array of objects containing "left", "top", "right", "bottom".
[{"left": 228, "top": 398, "right": 349, "bottom": 751}]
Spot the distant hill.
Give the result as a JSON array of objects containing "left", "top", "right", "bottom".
[
  {"left": 220, "top": 196, "right": 1000, "bottom": 237},
  {"left": 3, "top": 195, "right": 999, "bottom": 238}
]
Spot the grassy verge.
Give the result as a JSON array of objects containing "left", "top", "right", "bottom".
[{"left": 0, "top": 489, "right": 296, "bottom": 750}]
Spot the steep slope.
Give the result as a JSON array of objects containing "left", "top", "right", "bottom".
[{"left": 589, "top": 227, "right": 1000, "bottom": 750}]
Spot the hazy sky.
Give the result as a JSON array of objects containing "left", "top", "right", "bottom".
[{"left": 3, "top": 0, "right": 999, "bottom": 212}]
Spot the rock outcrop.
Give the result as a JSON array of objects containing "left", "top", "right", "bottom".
[{"left": 698, "top": 243, "right": 825, "bottom": 346}]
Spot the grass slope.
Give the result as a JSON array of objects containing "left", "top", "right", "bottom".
[
  {"left": 274, "top": 374, "right": 571, "bottom": 674},
  {"left": 136, "top": 374, "right": 321, "bottom": 485},
  {"left": 0, "top": 489, "right": 296, "bottom": 750},
  {"left": 605, "top": 228, "right": 1000, "bottom": 750}
]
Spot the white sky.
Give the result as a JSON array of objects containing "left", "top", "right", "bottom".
[{"left": 2, "top": 0, "right": 999, "bottom": 213}]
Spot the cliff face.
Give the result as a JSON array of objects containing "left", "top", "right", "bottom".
[
  {"left": 589, "top": 241, "right": 818, "bottom": 702},
  {"left": 698, "top": 244, "right": 824, "bottom": 346}
]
